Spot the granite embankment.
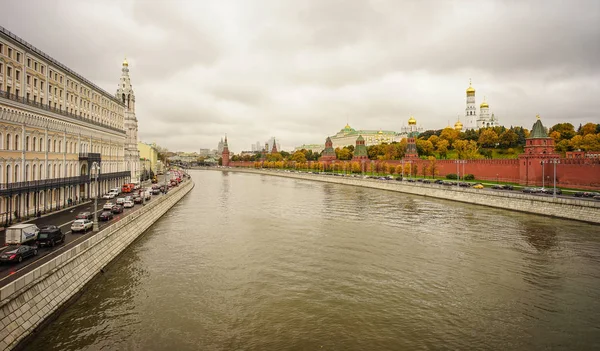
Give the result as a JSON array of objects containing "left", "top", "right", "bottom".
[
  {"left": 0, "top": 179, "right": 194, "bottom": 351},
  {"left": 214, "top": 168, "right": 600, "bottom": 224}
]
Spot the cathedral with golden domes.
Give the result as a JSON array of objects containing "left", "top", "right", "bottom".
[
  {"left": 463, "top": 79, "right": 500, "bottom": 130},
  {"left": 325, "top": 116, "right": 423, "bottom": 149}
]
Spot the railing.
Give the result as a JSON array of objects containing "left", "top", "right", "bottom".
[
  {"left": 98, "top": 171, "right": 130, "bottom": 181},
  {"left": 0, "top": 175, "right": 88, "bottom": 195},
  {"left": 0, "top": 25, "right": 124, "bottom": 108},
  {"left": 0, "top": 89, "right": 125, "bottom": 134},
  {"left": 78, "top": 153, "right": 101, "bottom": 162}
]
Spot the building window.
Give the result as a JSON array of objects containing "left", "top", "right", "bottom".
[
  {"left": 41, "top": 66, "right": 45, "bottom": 74},
  {"left": 34, "top": 62, "right": 38, "bottom": 71},
  {"left": 7, "top": 66, "right": 11, "bottom": 77},
  {"left": 59, "top": 76, "right": 63, "bottom": 83},
  {"left": 8, "top": 47, "right": 12, "bottom": 58},
  {"left": 27, "top": 58, "right": 31, "bottom": 67},
  {"left": 25, "top": 136, "right": 29, "bottom": 151},
  {"left": 34, "top": 78, "right": 37, "bottom": 87},
  {"left": 15, "top": 70, "right": 20, "bottom": 81},
  {"left": 16, "top": 52, "right": 21, "bottom": 62},
  {"left": 27, "top": 75, "right": 30, "bottom": 85},
  {"left": 0, "top": 43, "right": 3, "bottom": 54},
  {"left": 33, "top": 137, "right": 36, "bottom": 151},
  {"left": 40, "top": 81, "right": 44, "bottom": 89},
  {"left": 6, "top": 134, "right": 11, "bottom": 150},
  {"left": 0, "top": 63, "right": 3, "bottom": 74},
  {"left": 15, "top": 134, "right": 19, "bottom": 151}
]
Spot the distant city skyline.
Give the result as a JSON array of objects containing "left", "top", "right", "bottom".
[{"left": 3, "top": 1, "right": 598, "bottom": 153}]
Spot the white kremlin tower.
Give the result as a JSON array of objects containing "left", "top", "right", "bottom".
[
  {"left": 464, "top": 80, "right": 499, "bottom": 129},
  {"left": 465, "top": 79, "right": 477, "bottom": 129},
  {"left": 116, "top": 57, "right": 140, "bottom": 181}
]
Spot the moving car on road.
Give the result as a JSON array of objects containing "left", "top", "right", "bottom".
[
  {"left": 103, "top": 202, "right": 115, "bottom": 210},
  {"left": 123, "top": 200, "right": 134, "bottom": 208},
  {"left": 472, "top": 183, "right": 484, "bottom": 189},
  {"left": 71, "top": 219, "right": 93, "bottom": 232},
  {"left": 133, "top": 196, "right": 143, "bottom": 204},
  {"left": 116, "top": 197, "right": 126, "bottom": 205},
  {"left": 102, "top": 193, "right": 116, "bottom": 199},
  {"left": 76, "top": 212, "right": 94, "bottom": 220},
  {"left": 111, "top": 204, "right": 124, "bottom": 214},
  {"left": 0, "top": 245, "right": 38, "bottom": 264},
  {"left": 37, "top": 225, "right": 65, "bottom": 248},
  {"left": 99, "top": 211, "right": 114, "bottom": 221}
]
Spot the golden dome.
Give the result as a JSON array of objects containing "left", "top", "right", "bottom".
[
  {"left": 378, "top": 130, "right": 383, "bottom": 134},
  {"left": 480, "top": 97, "right": 489, "bottom": 108},
  {"left": 408, "top": 116, "right": 417, "bottom": 125},
  {"left": 466, "top": 78, "right": 475, "bottom": 94},
  {"left": 344, "top": 123, "right": 351, "bottom": 129},
  {"left": 454, "top": 120, "right": 463, "bottom": 131},
  {"left": 123, "top": 56, "right": 128, "bottom": 66}
]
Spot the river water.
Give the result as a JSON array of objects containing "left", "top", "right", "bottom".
[{"left": 26, "top": 170, "right": 600, "bottom": 350}]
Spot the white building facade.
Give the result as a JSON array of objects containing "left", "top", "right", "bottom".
[
  {"left": 115, "top": 58, "right": 140, "bottom": 181},
  {"left": 465, "top": 80, "right": 500, "bottom": 129}
]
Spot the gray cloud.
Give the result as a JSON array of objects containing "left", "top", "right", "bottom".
[{"left": 2, "top": 0, "right": 599, "bottom": 152}]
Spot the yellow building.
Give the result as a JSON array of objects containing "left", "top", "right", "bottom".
[
  {"left": 137, "top": 141, "right": 162, "bottom": 174},
  {"left": 1, "top": 26, "right": 137, "bottom": 223}
]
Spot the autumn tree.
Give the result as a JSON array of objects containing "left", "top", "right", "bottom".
[
  {"left": 454, "top": 140, "right": 482, "bottom": 159},
  {"left": 580, "top": 123, "right": 599, "bottom": 136},
  {"left": 439, "top": 127, "right": 460, "bottom": 147},
  {"left": 436, "top": 139, "right": 449, "bottom": 159},
  {"left": 416, "top": 139, "right": 434, "bottom": 156},
  {"left": 549, "top": 123, "right": 576, "bottom": 141},
  {"left": 335, "top": 147, "right": 353, "bottom": 160},
  {"left": 498, "top": 129, "right": 518, "bottom": 148},
  {"left": 428, "top": 135, "right": 440, "bottom": 149},
  {"left": 427, "top": 156, "right": 439, "bottom": 178},
  {"left": 478, "top": 129, "right": 499, "bottom": 148},
  {"left": 290, "top": 151, "right": 307, "bottom": 163}
]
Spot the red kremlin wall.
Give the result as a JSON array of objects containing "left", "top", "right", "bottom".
[{"left": 228, "top": 158, "right": 600, "bottom": 190}]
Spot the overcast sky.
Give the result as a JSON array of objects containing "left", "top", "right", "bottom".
[{"left": 3, "top": 0, "right": 599, "bottom": 152}]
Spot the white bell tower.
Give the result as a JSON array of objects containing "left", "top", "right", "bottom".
[
  {"left": 116, "top": 57, "right": 140, "bottom": 181},
  {"left": 465, "top": 79, "right": 477, "bottom": 129}
]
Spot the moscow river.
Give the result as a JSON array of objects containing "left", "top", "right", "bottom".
[{"left": 27, "top": 170, "right": 600, "bottom": 350}]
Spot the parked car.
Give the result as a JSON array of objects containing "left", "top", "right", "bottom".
[
  {"left": 37, "top": 225, "right": 65, "bottom": 247},
  {"left": 593, "top": 195, "right": 600, "bottom": 201},
  {"left": 0, "top": 245, "right": 38, "bottom": 264},
  {"left": 123, "top": 200, "right": 134, "bottom": 208},
  {"left": 501, "top": 185, "right": 514, "bottom": 190},
  {"left": 491, "top": 184, "right": 503, "bottom": 189},
  {"left": 99, "top": 211, "right": 114, "bottom": 221},
  {"left": 522, "top": 187, "right": 539, "bottom": 193},
  {"left": 103, "top": 202, "right": 115, "bottom": 210},
  {"left": 111, "top": 205, "right": 124, "bottom": 214},
  {"left": 116, "top": 197, "right": 126, "bottom": 205},
  {"left": 573, "top": 192, "right": 585, "bottom": 197},
  {"left": 133, "top": 196, "right": 143, "bottom": 204},
  {"left": 459, "top": 182, "right": 470, "bottom": 187},
  {"left": 434, "top": 180, "right": 444, "bottom": 184},
  {"left": 71, "top": 219, "right": 93, "bottom": 232},
  {"left": 422, "top": 179, "right": 432, "bottom": 184},
  {"left": 473, "top": 183, "right": 484, "bottom": 189},
  {"left": 541, "top": 188, "right": 562, "bottom": 195},
  {"left": 76, "top": 212, "right": 94, "bottom": 220},
  {"left": 406, "top": 179, "right": 416, "bottom": 182},
  {"left": 583, "top": 192, "right": 600, "bottom": 198}
]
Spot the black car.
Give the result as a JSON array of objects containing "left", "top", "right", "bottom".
[
  {"left": 152, "top": 188, "right": 160, "bottom": 195},
  {"left": 459, "top": 182, "right": 470, "bottom": 187},
  {"left": 434, "top": 180, "right": 444, "bottom": 184},
  {"left": 541, "top": 188, "right": 562, "bottom": 195},
  {"left": 0, "top": 245, "right": 38, "bottom": 264},
  {"left": 37, "top": 225, "right": 65, "bottom": 247},
  {"left": 492, "top": 185, "right": 503, "bottom": 190},
  {"left": 133, "top": 196, "right": 143, "bottom": 204},
  {"left": 501, "top": 185, "right": 514, "bottom": 190},
  {"left": 406, "top": 179, "right": 416, "bottom": 182},
  {"left": 99, "top": 211, "right": 114, "bottom": 221},
  {"left": 583, "top": 192, "right": 600, "bottom": 198},
  {"left": 76, "top": 212, "right": 94, "bottom": 220},
  {"left": 422, "top": 179, "right": 432, "bottom": 184},
  {"left": 573, "top": 192, "right": 585, "bottom": 197},
  {"left": 111, "top": 205, "right": 124, "bottom": 214}
]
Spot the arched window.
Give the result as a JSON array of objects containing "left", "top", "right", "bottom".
[
  {"left": 14, "top": 165, "right": 19, "bottom": 182},
  {"left": 53, "top": 140, "right": 57, "bottom": 152},
  {"left": 48, "top": 139, "right": 51, "bottom": 152},
  {"left": 6, "top": 134, "right": 11, "bottom": 150},
  {"left": 6, "top": 165, "right": 11, "bottom": 183},
  {"left": 33, "top": 137, "right": 37, "bottom": 151},
  {"left": 0, "top": 133, "right": 3, "bottom": 150},
  {"left": 25, "top": 165, "right": 30, "bottom": 181},
  {"left": 39, "top": 164, "right": 44, "bottom": 180},
  {"left": 52, "top": 164, "right": 56, "bottom": 178},
  {"left": 58, "top": 140, "right": 62, "bottom": 153},
  {"left": 25, "top": 136, "right": 29, "bottom": 151},
  {"left": 15, "top": 135, "right": 20, "bottom": 151},
  {"left": 33, "top": 165, "right": 37, "bottom": 180}
]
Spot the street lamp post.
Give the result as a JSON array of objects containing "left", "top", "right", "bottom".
[
  {"left": 548, "top": 159, "right": 560, "bottom": 197},
  {"left": 91, "top": 162, "right": 100, "bottom": 232},
  {"left": 541, "top": 160, "right": 545, "bottom": 189},
  {"left": 401, "top": 159, "right": 404, "bottom": 180}
]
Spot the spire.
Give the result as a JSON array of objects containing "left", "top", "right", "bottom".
[
  {"left": 123, "top": 56, "right": 128, "bottom": 67},
  {"left": 529, "top": 115, "right": 549, "bottom": 138},
  {"left": 224, "top": 135, "right": 228, "bottom": 148}
]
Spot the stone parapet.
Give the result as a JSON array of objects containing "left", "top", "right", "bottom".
[{"left": 215, "top": 168, "right": 600, "bottom": 224}]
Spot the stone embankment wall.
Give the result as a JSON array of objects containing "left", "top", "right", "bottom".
[
  {"left": 0, "top": 180, "right": 194, "bottom": 351},
  {"left": 219, "top": 168, "right": 600, "bottom": 224}
]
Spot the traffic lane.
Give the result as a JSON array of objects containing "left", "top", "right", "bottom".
[{"left": 0, "top": 191, "right": 166, "bottom": 285}]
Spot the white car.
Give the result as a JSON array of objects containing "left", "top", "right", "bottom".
[
  {"left": 116, "top": 197, "right": 126, "bottom": 205},
  {"left": 71, "top": 219, "right": 93, "bottom": 232},
  {"left": 102, "top": 193, "right": 115, "bottom": 199},
  {"left": 103, "top": 202, "right": 115, "bottom": 210},
  {"left": 124, "top": 196, "right": 133, "bottom": 202},
  {"left": 123, "top": 200, "right": 134, "bottom": 208}
]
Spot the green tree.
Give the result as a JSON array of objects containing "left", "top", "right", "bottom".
[
  {"left": 440, "top": 127, "right": 460, "bottom": 147},
  {"left": 335, "top": 147, "right": 353, "bottom": 160},
  {"left": 463, "top": 129, "right": 479, "bottom": 142},
  {"left": 428, "top": 135, "right": 440, "bottom": 149},
  {"left": 498, "top": 129, "right": 518, "bottom": 148}
]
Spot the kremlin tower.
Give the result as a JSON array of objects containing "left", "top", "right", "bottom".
[
  {"left": 221, "top": 136, "right": 230, "bottom": 167},
  {"left": 404, "top": 116, "right": 419, "bottom": 159},
  {"left": 465, "top": 79, "right": 477, "bottom": 129}
]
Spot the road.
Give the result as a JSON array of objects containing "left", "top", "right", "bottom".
[{"left": 0, "top": 176, "right": 178, "bottom": 287}]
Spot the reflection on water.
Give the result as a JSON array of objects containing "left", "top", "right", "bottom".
[{"left": 27, "top": 171, "right": 600, "bottom": 351}]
